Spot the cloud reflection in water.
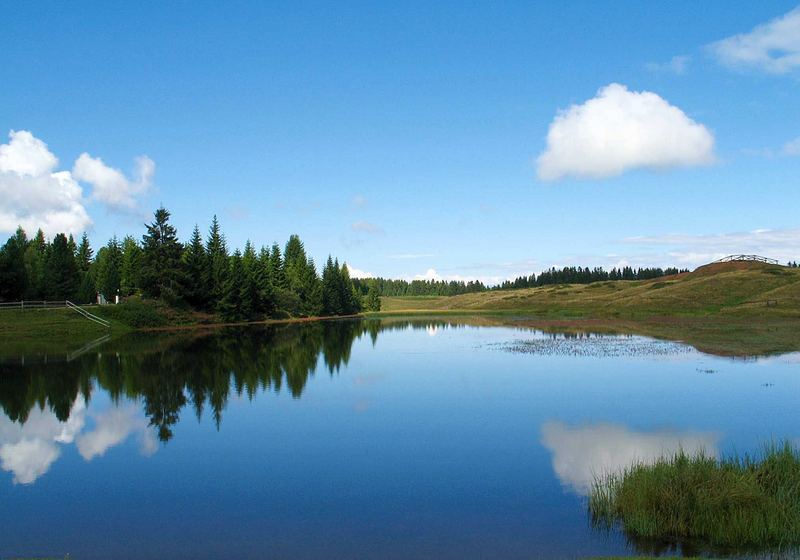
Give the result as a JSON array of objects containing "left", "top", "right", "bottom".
[
  {"left": 541, "top": 421, "right": 719, "bottom": 495},
  {"left": 0, "top": 399, "right": 157, "bottom": 485}
]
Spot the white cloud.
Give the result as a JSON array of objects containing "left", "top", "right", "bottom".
[
  {"left": 410, "top": 268, "right": 505, "bottom": 285},
  {"left": 344, "top": 264, "right": 374, "bottom": 279},
  {"left": 0, "top": 129, "right": 155, "bottom": 235},
  {"left": 645, "top": 55, "right": 690, "bottom": 75},
  {"left": 0, "top": 130, "right": 92, "bottom": 236},
  {"left": 627, "top": 227, "right": 800, "bottom": 267},
  {"left": 0, "top": 439, "right": 61, "bottom": 485},
  {"left": 541, "top": 421, "right": 718, "bottom": 495},
  {"left": 709, "top": 7, "right": 800, "bottom": 74},
  {"left": 414, "top": 268, "right": 440, "bottom": 281},
  {"left": 0, "top": 129, "right": 58, "bottom": 176},
  {"left": 0, "top": 398, "right": 86, "bottom": 484},
  {"left": 783, "top": 137, "right": 800, "bottom": 156},
  {"left": 0, "top": 399, "right": 157, "bottom": 485},
  {"left": 536, "top": 83, "right": 715, "bottom": 181},
  {"left": 351, "top": 220, "right": 384, "bottom": 235},
  {"left": 73, "top": 153, "right": 154, "bottom": 211},
  {"left": 76, "top": 406, "right": 155, "bottom": 461}
]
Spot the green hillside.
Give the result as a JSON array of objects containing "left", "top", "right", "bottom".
[{"left": 380, "top": 261, "right": 800, "bottom": 319}]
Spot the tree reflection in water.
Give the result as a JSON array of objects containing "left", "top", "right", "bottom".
[{"left": 0, "top": 319, "right": 467, "bottom": 443}]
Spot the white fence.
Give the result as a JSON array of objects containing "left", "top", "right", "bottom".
[
  {"left": 0, "top": 299, "right": 110, "bottom": 328},
  {"left": 0, "top": 300, "right": 76, "bottom": 310}
]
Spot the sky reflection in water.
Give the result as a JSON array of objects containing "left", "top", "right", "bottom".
[{"left": 1, "top": 319, "right": 798, "bottom": 559}]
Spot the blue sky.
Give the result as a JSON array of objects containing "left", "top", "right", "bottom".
[{"left": 1, "top": 1, "right": 799, "bottom": 283}]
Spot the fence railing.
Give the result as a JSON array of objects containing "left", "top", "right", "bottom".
[
  {"left": 0, "top": 300, "right": 77, "bottom": 310},
  {"left": 0, "top": 300, "right": 110, "bottom": 328},
  {"left": 65, "top": 301, "right": 111, "bottom": 328},
  {"left": 713, "top": 254, "right": 780, "bottom": 265}
]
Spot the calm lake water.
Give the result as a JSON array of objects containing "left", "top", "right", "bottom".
[{"left": 1, "top": 318, "right": 798, "bottom": 559}]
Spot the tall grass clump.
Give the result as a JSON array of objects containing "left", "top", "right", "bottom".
[{"left": 589, "top": 442, "right": 800, "bottom": 552}]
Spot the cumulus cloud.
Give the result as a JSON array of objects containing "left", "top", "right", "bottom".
[
  {"left": 708, "top": 7, "right": 800, "bottom": 74},
  {"left": 0, "top": 399, "right": 157, "bottom": 485},
  {"left": 0, "top": 129, "right": 155, "bottom": 235},
  {"left": 345, "top": 264, "right": 374, "bottom": 279},
  {"left": 541, "top": 421, "right": 719, "bottom": 495},
  {"left": 73, "top": 153, "right": 154, "bottom": 211},
  {"left": 536, "top": 83, "right": 715, "bottom": 181},
  {"left": 626, "top": 227, "right": 800, "bottom": 267},
  {"left": 0, "top": 130, "right": 92, "bottom": 235},
  {"left": 411, "top": 268, "right": 505, "bottom": 285},
  {"left": 76, "top": 406, "right": 156, "bottom": 461},
  {"left": 0, "top": 398, "right": 86, "bottom": 484}
]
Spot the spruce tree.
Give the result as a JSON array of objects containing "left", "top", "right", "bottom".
[
  {"left": 0, "top": 227, "right": 28, "bottom": 301},
  {"left": 95, "top": 237, "right": 123, "bottom": 300},
  {"left": 76, "top": 232, "right": 93, "bottom": 273},
  {"left": 140, "top": 207, "right": 184, "bottom": 301},
  {"left": 205, "top": 215, "right": 228, "bottom": 306},
  {"left": 321, "top": 255, "right": 342, "bottom": 316},
  {"left": 182, "top": 225, "right": 209, "bottom": 308},
  {"left": 23, "top": 229, "right": 46, "bottom": 299},
  {"left": 241, "top": 241, "right": 260, "bottom": 315},
  {"left": 340, "top": 263, "right": 361, "bottom": 314},
  {"left": 43, "top": 233, "right": 79, "bottom": 300},
  {"left": 256, "top": 246, "right": 275, "bottom": 316},
  {"left": 365, "top": 283, "right": 381, "bottom": 312},
  {"left": 218, "top": 250, "right": 244, "bottom": 321},
  {"left": 120, "top": 236, "right": 142, "bottom": 296}
]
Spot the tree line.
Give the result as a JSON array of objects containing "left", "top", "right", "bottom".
[
  {"left": 493, "top": 265, "right": 690, "bottom": 290},
  {"left": 352, "top": 265, "right": 691, "bottom": 297},
  {"left": 0, "top": 207, "right": 370, "bottom": 319}
]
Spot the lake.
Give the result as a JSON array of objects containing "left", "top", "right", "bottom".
[{"left": 1, "top": 318, "right": 798, "bottom": 559}]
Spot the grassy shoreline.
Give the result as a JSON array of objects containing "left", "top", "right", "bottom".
[
  {"left": 2, "top": 261, "right": 798, "bottom": 357},
  {"left": 590, "top": 442, "right": 800, "bottom": 554}
]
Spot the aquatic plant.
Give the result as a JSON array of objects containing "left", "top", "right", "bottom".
[{"left": 589, "top": 441, "right": 800, "bottom": 552}]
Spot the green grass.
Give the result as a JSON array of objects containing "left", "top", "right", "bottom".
[
  {"left": 380, "top": 261, "right": 800, "bottom": 319},
  {"left": 0, "top": 297, "right": 195, "bottom": 357},
  {"left": 374, "top": 261, "right": 800, "bottom": 356},
  {"left": 589, "top": 442, "right": 800, "bottom": 553},
  {"left": 0, "top": 307, "right": 119, "bottom": 356}
]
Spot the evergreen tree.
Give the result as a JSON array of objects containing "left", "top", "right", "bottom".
[
  {"left": 67, "top": 234, "right": 77, "bottom": 258},
  {"left": 76, "top": 266, "right": 96, "bottom": 303},
  {"left": 340, "top": 263, "right": 361, "bottom": 314},
  {"left": 256, "top": 246, "right": 275, "bottom": 316},
  {"left": 182, "top": 225, "right": 209, "bottom": 308},
  {"left": 283, "top": 235, "right": 322, "bottom": 316},
  {"left": 321, "top": 255, "right": 343, "bottom": 316},
  {"left": 0, "top": 227, "right": 28, "bottom": 301},
  {"left": 269, "top": 243, "right": 286, "bottom": 289},
  {"left": 365, "top": 282, "right": 381, "bottom": 312},
  {"left": 120, "top": 236, "right": 142, "bottom": 296},
  {"left": 43, "top": 233, "right": 79, "bottom": 300},
  {"left": 302, "top": 257, "right": 322, "bottom": 316},
  {"left": 140, "top": 207, "right": 184, "bottom": 301},
  {"left": 23, "top": 229, "right": 46, "bottom": 299},
  {"left": 218, "top": 250, "right": 244, "bottom": 321},
  {"left": 241, "top": 241, "right": 260, "bottom": 315},
  {"left": 76, "top": 232, "right": 93, "bottom": 273},
  {"left": 95, "top": 237, "right": 123, "bottom": 300},
  {"left": 205, "top": 215, "right": 228, "bottom": 305}
]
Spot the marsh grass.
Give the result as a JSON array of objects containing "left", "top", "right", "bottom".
[{"left": 589, "top": 442, "right": 800, "bottom": 553}]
